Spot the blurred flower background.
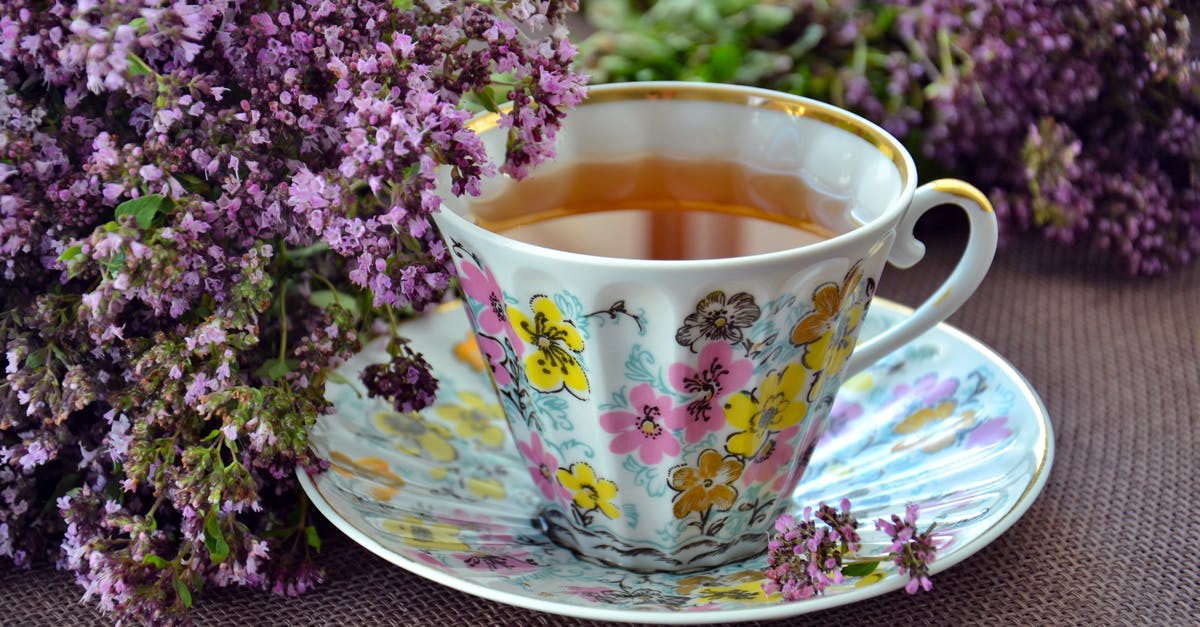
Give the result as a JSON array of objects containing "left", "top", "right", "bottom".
[{"left": 576, "top": 0, "right": 1200, "bottom": 276}]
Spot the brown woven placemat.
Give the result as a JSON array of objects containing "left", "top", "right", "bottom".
[{"left": 3, "top": 217, "right": 1198, "bottom": 626}]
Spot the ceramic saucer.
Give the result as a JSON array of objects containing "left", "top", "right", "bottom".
[{"left": 298, "top": 299, "right": 1054, "bottom": 624}]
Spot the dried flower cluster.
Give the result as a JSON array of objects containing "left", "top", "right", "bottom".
[
  {"left": 0, "top": 0, "right": 583, "bottom": 622},
  {"left": 763, "top": 499, "right": 938, "bottom": 601},
  {"left": 580, "top": 0, "right": 1200, "bottom": 275}
]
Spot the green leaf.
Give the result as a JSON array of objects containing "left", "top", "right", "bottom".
[
  {"left": 176, "top": 172, "right": 211, "bottom": 196},
  {"left": 255, "top": 358, "right": 298, "bottom": 381},
  {"left": 203, "top": 508, "right": 230, "bottom": 564},
  {"left": 174, "top": 575, "right": 193, "bottom": 608},
  {"left": 106, "top": 248, "right": 127, "bottom": 278},
  {"left": 392, "top": 0, "right": 413, "bottom": 9},
  {"left": 841, "top": 560, "right": 880, "bottom": 577},
  {"left": 471, "top": 87, "right": 501, "bottom": 113},
  {"left": 706, "top": 42, "right": 743, "bottom": 82},
  {"left": 872, "top": 6, "right": 898, "bottom": 35},
  {"left": 283, "top": 242, "right": 330, "bottom": 261},
  {"left": 305, "top": 525, "right": 322, "bottom": 551},
  {"left": 115, "top": 193, "right": 166, "bottom": 229},
  {"left": 309, "top": 290, "right": 360, "bottom": 319},
  {"left": 23, "top": 348, "right": 45, "bottom": 369},
  {"left": 57, "top": 244, "right": 83, "bottom": 262},
  {"left": 143, "top": 554, "right": 169, "bottom": 569},
  {"left": 127, "top": 53, "right": 154, "bottom": 77},
  {"left": 128, "top": 17, "right": 148, "bottom": 33}
]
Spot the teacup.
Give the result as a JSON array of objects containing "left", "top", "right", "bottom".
[{"left": 433, "top": 82, "right": 997, "bottom": 573}]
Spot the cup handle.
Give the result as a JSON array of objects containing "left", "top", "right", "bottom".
[{"left": 843, "top": 179, "right": 999, "bottom": 378}]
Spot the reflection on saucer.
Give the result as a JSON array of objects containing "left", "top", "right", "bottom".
[{"left": 299, "top": 299, "right": 1053, "bottom": 624}]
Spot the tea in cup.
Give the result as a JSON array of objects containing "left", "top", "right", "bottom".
[{"left": 434, "top": 82, "right": 998, "bottom": 572}]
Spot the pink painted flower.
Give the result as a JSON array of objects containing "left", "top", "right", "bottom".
[
  {"left": 965, "top": 416, "right": 1014, "bottom": 448},
  {"left": 668, "top": 341, "right": 753, "bottom": 442},
  {"left": 515, "top": 432, "right": 566, "bottom": 501},
  {"left": 892, "top": 373, "right": 959, "bottom": 406},
  {"left": 599, "top": 383, "right": 688, "bottom": 465},
  {"left": 821, "top": 399, "right": 864, "bottom": 441},
  {"left": 740, "top": 424, "right": 800, "bottom": 488},
  {"left": 458, "top": 260, "right": 521, "bottom": 352},
  {"left": 475, "top": 333, "right": 512, "bottom": 386}
]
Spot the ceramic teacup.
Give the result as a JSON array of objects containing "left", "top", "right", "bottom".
[{"left": 433, "top": 82, "right": 998, "bottom": 573}]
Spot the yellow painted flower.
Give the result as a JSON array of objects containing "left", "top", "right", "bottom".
[
  {"left": 854, "top": 571, "right": 888, "bottom": 587},
  {"left": 373, "top": 410, "right": 457, "bottom": 462},
  {"left": 435, "top": 390, "right": 505, "bottom": 448},
  {"left": 894, "top": 400, "right": 958, "bottom": 434},
  {"left": 508, "top": 296, "right": 589, "bottom": 396},
  {"left": 329, "top": 451, "right": 405, "bottom": 500},
  {"left": 676, "top": 570, "right": 779, "bottom": 603},
  {"left": 329, "top": 451, "right": 404, "bottom": 485},
  {"left": 790, "top": 263, "right": 864, "bottom": 370},
  {"left": 892, "top": 400, "right": 980, "bottom": 454},
  {"left": 453, "top": 333, "right": 486, "bottom": 372},
  {"left": 466, "top": 476, "right": 506, "bottom": 499},
  {"left": 843, "top": 371, "right": 874, "bottom": 392},
  {"left": 668, "top": 449, "right": 742, "bottom": 519},
  {"left": 381, "top": 514, "right": 469, "bottom": 551},
  {"left": 723, "top": 364, "right": 809, "bottom": 459},
  {"left": 694, "top": 581, "right": 777, "bottom": 603},
  {"left": 556, "top": 462, "right": 620, "bottom": 519}
]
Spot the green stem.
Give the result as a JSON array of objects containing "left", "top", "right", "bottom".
[
  {"left": 384, "top": 304, "right": 398, "bottom": 330},
  {"left": 145, "top": 492, "right": 167, "bottom": 522},
  {"left": 277, "top": 279, "right": 290, "bottom": 363},
  {"left": 310, "top": 273, "right": 344, "bottom": 309}
]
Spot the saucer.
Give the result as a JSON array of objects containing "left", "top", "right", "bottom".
[{"left": 298, "top": 299, "right": 1053, "bottom": 624}]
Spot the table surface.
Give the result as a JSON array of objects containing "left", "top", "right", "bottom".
[{"left": 3, "top": 217, "right": 1197, "bottom": 626}]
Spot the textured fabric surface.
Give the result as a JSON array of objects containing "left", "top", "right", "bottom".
[{"left": 3, "top": 217, "right": 1198, "bottom": 626}]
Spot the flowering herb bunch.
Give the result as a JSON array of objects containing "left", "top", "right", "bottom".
[
  {"left": 900, "top": 0, "right": 1200, "bottom": 275},
  {"left": 0, "top": 0, "right": 583, "bottom": 622},
  {"left": 763, "top": 499, "right": 939, "bottom": 601},
  {"left": 580, "top": 0, "right": 1200, "bottom": 275}
]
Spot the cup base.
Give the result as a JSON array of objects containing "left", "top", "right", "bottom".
[{"left": 535, "top": 508, "right": 768, "bottom": 574}]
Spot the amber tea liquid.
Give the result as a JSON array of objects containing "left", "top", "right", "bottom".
[{"left": 466, "top": 156, "right": 856, "bottom": 260}]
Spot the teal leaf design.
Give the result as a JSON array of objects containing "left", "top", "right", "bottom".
[
  {"left": 622, "top": 454, "right": 670, "bottom": 498},
  {"left": 554, "top": 438, "right": 597, "bottom": 460},
  {"left": 903, "top": 343, "right": 940, "bottom": 363},
  {"left": 623, "top": 344, "right": 674, "bottom": 396},
  {"left": 552, "top": 291, "right": 588, "bottom": 335},
  {"left": 599, "top": 385, "right": 630, "bottom": 412},
  {"left": 620, "top": 503, "right": 640, "bottom": 529},
  {"left": 533, "top": 393, "right": 573, "bottom": 432}
]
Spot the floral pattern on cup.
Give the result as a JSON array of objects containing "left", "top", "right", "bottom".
[
  {"left": 509, "top": 295, "right": 590, "bottom": 398},
  {"left": 449, "top": 241, "right": 884, "bottom": 567},
  {"left": 600, "top": 383, "right": 689, "bottom": 464},
  {"left": 557, "top": 462, "right": 621, "bottom": 524},
  {"left": 790, "top": 263, "right": 875, "bottom": 401},
  {"left": 306, "top": 298, "right": 1049, "bottom": 618},
  {"left": 668, "top": 341, "right": 753, "bottom": 440},
  {"left": 675, "top": 291, "right": 762, "bottom": 352},
  {"left": 667, "top": 449, "right": 743, "bottom": 528}
]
